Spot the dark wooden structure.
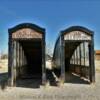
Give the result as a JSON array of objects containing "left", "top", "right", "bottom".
[
  {"left": 53, "top": 26, "right": 95, "bottom": 83},
  {"left": 8, "top": 23, "right": 46, "bottom": 86}
]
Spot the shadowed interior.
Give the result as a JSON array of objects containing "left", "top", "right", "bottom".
[
  {"left": 64, "top": 41, "right": 90, "bottom": 84},
  {"left": 65, "top": 41, "right": 81, "bottom": 72},
  {"left": 18, "top": 40, "right": 42, "bottom": 78},
  {"left": 14, "top": 40, "right": 43, "bottom": 88}
]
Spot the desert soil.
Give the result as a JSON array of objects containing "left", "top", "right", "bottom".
[{"left": 0, "top": 59, "right": 100, "bottom": 100}]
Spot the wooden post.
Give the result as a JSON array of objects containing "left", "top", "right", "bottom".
[
  {"left": 92, "top": 37, "right": 95, "bottom": 83},
  {"left": 19, "top": 44, "right": 22, "bottom": 76},
  {"left": 82, "top": 42, "right": 86, "bottom": 77},
  {"left": 20, "top": 45, "right": 23, "bottom": 74},
  {"left": 13, "top": 41, "right": 17, "bottom": 86},
  {"left": 89, "top": 38, "right": 95, "bottom": 83},
  {"left": 10, "top": 40, "right": 14, "bottom": 86},
  {"left": 22, "top": 48, "right": 24, "bottom": 66},
  {"left": 16, "top": 41, "right": 18, "bottom": 79},
  {"left": 79, "top": 43, "right": 82, "bottom": 76},
  {"left": 61, "top": 35, "right": 65, "bottom": 83},
  {"left": 17, "top": 42, "right": 20, "bottom": 77},
  {"left": 83, "top": 42, "right": 85, "bottom": 66},
  {"left": 76, "top": 47, "right": 78, "bottom": 65},
  {"left": 10, "top": 40, "right": 17, "bottom": 86},
  {"left": 19, "top": 43, "right": 21, "bottom": 76},
  {"left": 74, "top": 51, "right": 75, "bottom": 72},
  {"left": 42, "top": 33, "right": 46, "bottom": 85},
  {"left": 8, "top": 35, "right": 12, "bottom": 86},
  {"left": 23, "top": 51, "right": 25, "bottom": 66},
  {"left": 78, "top": 46, "right": 80, "bottom": 65}
]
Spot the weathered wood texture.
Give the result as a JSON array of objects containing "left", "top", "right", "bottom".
[
  {"left": 53, "top": 26, "right": 95, "bottom": 83},
  {"left": 12, "top": 28, "right": 42, "bottom": 39},
  {"left": 8, "top": 23, "right": 46, "bottom": 86}
]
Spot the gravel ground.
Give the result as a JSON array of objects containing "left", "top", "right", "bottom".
[
  {"left": 0, "top": 72, "right": 100, "bottom": 100},
  {"left": 0, "top": 60, "right": 100, "bottom": 100}
]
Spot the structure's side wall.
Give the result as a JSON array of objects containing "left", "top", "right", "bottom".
[{"left": 53, "top": 37, "right": 61, "bottom": 69}]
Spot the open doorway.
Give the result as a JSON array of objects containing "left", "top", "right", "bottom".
[
  {"left": 64, "top": 41, "right": 90, "bottom": 84},
  {"left": 15, "top": 40, "right": 42, "bottom": 88},
  {"left": 53, "top": 26, "right": 95, "bottom": 85},
  {"left": 8, "top": 23, "right": 46, "bottom": 88}
]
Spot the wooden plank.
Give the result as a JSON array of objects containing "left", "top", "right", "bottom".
[
  {"left": 91, "top": 36, "right": 95, "bottom": 83},
  {"left": 73, "top": 51, "right": 75, "bottom": 72},
  {"left": 64, "top": 31, "right": 91, "bottom": 40},
  {"left": 61, "top": 35, "right": 65, "bottom": 83},
  {"left": 89, "top": 38, "right": 95, "bottom": 83},
  {"left": 10, "top": 41, "right": 14, "bottom": 86},
  {"left": 76, "top": 47, "right": 78, "bottom": 65},
  {"left": 12, "top": 28, "right": 42, "bottom": 39},
  {"left": 19, "top": 42, "right": 20, "bottom": 75},
  {"left": 42, "top": 33, "right": 46, "bottom": 85},
  {"left": 79, "top": 44, "right": 82, "bottom": 76},
  {"left": 13, "top": 41, "right": 17, "bottom": 86},
  {"left": 83, "top": 42, "right": 85, "bottom": 66}
]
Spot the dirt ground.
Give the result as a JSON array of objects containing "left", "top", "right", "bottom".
[
  {"left": 0, "top": 59, "right": 100, "bottom": 100},
  {"left": 0, "top": 59, "right": 8, "bottom": 73}
]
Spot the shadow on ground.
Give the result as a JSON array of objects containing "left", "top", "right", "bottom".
[
  {"left": 16, "top": 75, "right": 42, "bottom": 88},
  {"left": 0, "top": 71, "right": 90, "bottom": 90},
  {"left": 46, "top": 69, "right": 58, "bottom": 86},
  {"left": 0, "top": 72, "right": 8, "bottom": 90},
  {"left": 0, "top": 72, "right": 42, "bottom": 89},
  {"left": 46, "top": 69, "right": 90, "bottom": 86},
  {"left": 65, "top": 72, "right": 90, "bottom": 84}
]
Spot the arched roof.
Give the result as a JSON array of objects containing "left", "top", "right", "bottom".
[
  {"left": 53, "top": 26, "right": 94, "bottom": 61},
  {"left": 61, "top": 26, "right": 93, "bottom": 36},
  {"left": 8, "top": 23, "right": 45, "bottom": 34}
]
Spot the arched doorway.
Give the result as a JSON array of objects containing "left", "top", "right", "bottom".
[
  {"left": 8, "top": 23, "right": 46, "bottom": 88},
  {"left": 53, "top": 26, "right": 95, "bottom": 84}
]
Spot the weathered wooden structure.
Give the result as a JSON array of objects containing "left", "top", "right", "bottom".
[
  {"left": 53, "top": 26, "right": 95, "bottom": 83},
  {"left": 8, "top": 23, "right": 46, "bottom": 86}
]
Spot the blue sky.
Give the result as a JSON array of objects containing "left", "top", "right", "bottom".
[{"left": 0, "top": 0, "right": 100, "bottom": 53}]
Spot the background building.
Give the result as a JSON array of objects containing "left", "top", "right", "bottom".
[{"left": 95, "top": 50, "right": 100, "bottom": 60}]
